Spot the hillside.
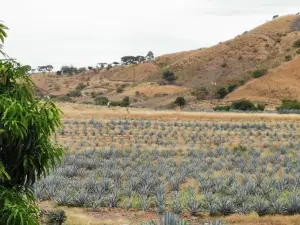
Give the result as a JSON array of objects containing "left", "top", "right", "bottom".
[
  {"left": 32, "top": 14, "right": 300, "bottom": 109},
  {"left": 227, "top": 55, "right": 300, "bottom": 102}
]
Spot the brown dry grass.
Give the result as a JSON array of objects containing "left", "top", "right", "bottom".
[
  {"left": 39, "top": 201, "right": 300, "bottom": 225},
  {"left": 32, "top": 14, "right": 300, "bottom": 109},
  {"left": 227, "top": 55, "right": 300, "bottom": 101},
  {"left": 59, "top": 103, "right": 300, "bottom": 121}
]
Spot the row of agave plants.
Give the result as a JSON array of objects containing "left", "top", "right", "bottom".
[
  {"left": 58, "top": 119, "right": 300, "bottom": 152},
  {"left": 35, "top": 144, "right": 300, "bottom": 217}
]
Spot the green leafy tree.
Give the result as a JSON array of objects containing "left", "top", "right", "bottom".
[{"left": 0, "top": 23, "right": 64, "bottom": 224}]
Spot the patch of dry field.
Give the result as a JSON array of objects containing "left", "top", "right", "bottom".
[{"left": 59, "top": 103, "right": 300, "bottom": 121}]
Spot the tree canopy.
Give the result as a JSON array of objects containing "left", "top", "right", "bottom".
[{"left": 0, "top": 23, "right": 64, "bottom": 224}]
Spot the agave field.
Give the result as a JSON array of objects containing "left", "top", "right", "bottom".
[{"left": 36, "top": 118, "right": 300, "bottom": 223}]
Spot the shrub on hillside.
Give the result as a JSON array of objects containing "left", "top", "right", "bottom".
[
  {"left": 231, "top": 99, "right": 257, "bottom": 111},
  {"left": 296, "top": 49, "right": 300, "bottom": 55},
  {"left": 293, "top": 39, "right": 300, "bottom": 48},
  {"left": 94, "top": 96, "right": 109, "bottom": 105},
  {"left": 213, "top": 105, "right": 231, "bottom": 111},
  {"left": 257, "top": 103, "right": 266, "bottom": 111},
  {"left": 67, "top": 90, "right": 82, "bottom": 97},
  {"left": 110, "top": 96, "right": 130, "bottom": 107},
  {"left": 252, "top": 69, "right": 267, "bottom": 78},
  {"left": 277, "top": 100, "right": 300, "bottom": 111},
  {"left": 76, "top": 82, "right": 87, "bottom": 91},
  {"left": 191, "top": 87, "right": 209, "bottom": 100},
  {"left": 162, "top": 70, "right": 177, "bottom": 83},
  {"left": 227, "top": 84, "right": 238, "bottom": 93},
  {"left": 174, "top": 97, "right": 186, "bottom": 108},
  {"left": 217, "top": 88, "right": 228, "bottom": 99},
  {"left": 285, "top": 55, "right": 292, "bottom": 62}
]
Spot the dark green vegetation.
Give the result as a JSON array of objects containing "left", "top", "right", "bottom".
[
  {"left": 293, "top": 39, "right": 300, "bottom": 48},
  {"left": 174, "top": 97, "right": 186, "bottom": 108},
  {"left": 252, "top": 69, "right": 267, "bottom": 79},
  {"left": 214, "top": 100, "right": 265, "bottom": 111},
  {"left": 162, "top": 70, "right": 177, "bottom": 83},
  {"left": 277, "top": 100, "right": 300, "bottom": 112},
  {"left": 0, "top": 23, "right": 63, "bottom": 224}
]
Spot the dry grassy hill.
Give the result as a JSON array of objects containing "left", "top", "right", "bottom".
[
  {"left": 227, "top": 55, "right": 300, "bottom": 102},
  {"left": 32, "top": 14, "right": 300, "bottom": 109}
]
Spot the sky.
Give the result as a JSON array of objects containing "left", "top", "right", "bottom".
[{"left": 1, "top": 0, "right": 300, "bottom": 70}]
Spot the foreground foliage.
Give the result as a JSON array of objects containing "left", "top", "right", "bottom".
[{"left": 0, "top": 24, "right": 64, "bottom": 224}]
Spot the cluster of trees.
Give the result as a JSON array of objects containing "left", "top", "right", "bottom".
[
  {"left": 55, "top": 51, "right": 155, "bottom": 76},
  {"left": 37, "top": 65, "right": 54, "bottom": 73},
  {"left": 57, "top": 65, "right": 87, "bottom": 76},
  {"left": 121, "top": 51, "right": 154, "bottom": 65},
  {"left": 214, "top": 99, "right": 265, "bottom": 111},
  {"left": 94, "top": 96, "right": 130, "bottom": 107}
]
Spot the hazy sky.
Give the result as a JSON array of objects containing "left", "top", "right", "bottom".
[{"left": 2, "top": 0, "right": 300, "bottom": 69}]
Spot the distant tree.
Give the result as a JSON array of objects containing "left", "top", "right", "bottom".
[
  {"left": 106, "top": 64, "right": 112, "bottom": 71},
  {"left": 78, "top": 67, "right": 87, "bottom": 73},
  {"left": 88, "top": 66, "right": 94, "bottom": 70},
  {"left": 45, "top": 65, "right": 53, "bottom": 73},
  {"left": 162, "top": 70, "right": 176, "bottom": 83},
  {"left": 37, "top": 66, "right": 47, "bottom": 73},
  {"left": 94, "top": 96, "right": 109, "bottom": 105},
  {"left": 174, "top": 97, "right": 186, "bottom": 108},
  {"left": 136, "top": 56, "right": 146, "bottom": 63},
  {"left": 273, "top": 15, "right": 279, "bottom": 19},
  {"left": 217, "top": 87, "right": 228, "bottom": 99},
  {"left": 121, "top": 56, "right": 137, "bottom": 65},
  {"left": 146, "top": 51, "right": 154, "bottom": 61},
  {"left": 112, "top": 62, "right": 119, "bottom": 67},
  {"left": 61, "top": 66, "right": 78, "bottom": 76},
  {"left": 56, "top": 70, "right": 62, "bottom": 75},
  {"left": 97, "top": 63, "right": 107, "bottom": 70}
]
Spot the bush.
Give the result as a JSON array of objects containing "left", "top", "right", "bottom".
[
  {"left": 293, "top": 39, "right": 300, "bottom": 48},
  {"left": 135, "top": 91, "right": 140, "bottom": 96},
  {"left": 213, "top": 105, "right": 231, "bottom": 111},
  {"left": 277, "top": 100, "right": 300, "bottom": 111},
  {"left": 94, "top": 96, "right": 109, "bottom": 105},
  {"left": 67, "top": 90, "right": 82, "bottom": 97},
  {"left": 285, "top": 55, "right": 292, "bottom": 62},
  {"left": 296, "top": 49, "right": 300, "bottom": 55},
  {"left": 41, "top": 210, "right": 67, "bottom": 225},
  {"left": 217, "top": 88, "right": 228, "bottom": 99},
  {"left": 252, "top": 69, "right": 267, "bottom": 78},
  {"left": 191, "top": 87, "right": 209, "bottom": 100},
  {"left": 174, "top": 97, "right": 186, "bottom": 108},
  {"left": 110, "top": 96, "right": 130, "bottom": 107},
  {"left": 162, "top": 71, "right": 177, "bottom": 83},
  {"left": 231, "top": 99, "right": 257, "bottom": 111},
  {"left": 76, "top": 82, "right": 87, "bottom": 91},
  {"left": 257, "top": 103, "right": 265, "bottom": 111},
  {"left": 227, "top": 84, "right": 238, "bottom": 93},
  {"left": 116, "top": 86, "right": 124, "bottom": 93}
]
